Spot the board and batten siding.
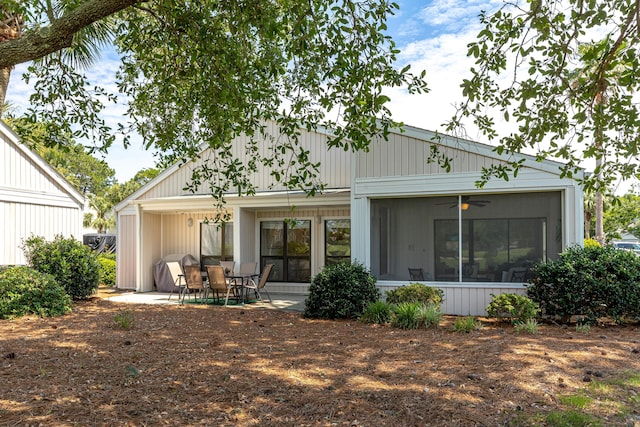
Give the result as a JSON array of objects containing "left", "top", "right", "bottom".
[
  {"left": 116, "top": 214, "right": 137, "bottom": 289},
  {"left": 356, "top": 130, "right": 507, "bottom": 179},
  {"left": 1, "top": 122, "right": 84, "bottom": 265},
  {"left": 134, "top": 122, "right": 351, "bottom": 201},
  {"left": 377, "top": 283, "right": 526, "bottom": 316}
]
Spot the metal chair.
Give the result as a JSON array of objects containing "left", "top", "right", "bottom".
[
  {"left": 166, "top": 261, "right": 185, "bottom": 300},
  {"left": 244, "top": 263, "right": 274, "bottom": 302},
  {"left": 220, "top": 260, "right": 235, "bottom": 275},
  {"left": 239, "top": 261, "right": 257, "bottom": 275},
  {"left": 182, "top": 264, "right": 208, "bottom": 303},
  {"left": 206, "top": 265, "right": 228, "bottom": 303},
  {"left": 408, "top": 267, "right": 425, "bottom": 281}
]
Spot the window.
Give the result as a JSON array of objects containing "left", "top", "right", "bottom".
[
  {"left": 325, "top": 219, "right": 351, "bottom": 266},
  {"left": 370, "top": 192, "right": 562, "bottom": 282},
  {"left": 260, "top": 220, "right": 311, "bottom": 282},
  {"left": 200, "top": 222, "right": 233, "bottom": 270}
]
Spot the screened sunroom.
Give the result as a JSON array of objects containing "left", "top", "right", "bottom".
[{"left": 369, "top": 191, "right": 562, "bottom": 283}]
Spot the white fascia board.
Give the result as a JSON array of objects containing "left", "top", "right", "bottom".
[
  {"left": 0, "top": 121, "right": 85, "bottom": 207},
  {"left": 130, "top": 188, "right": 351, "bottom": 212},
  {"left": 0, "top": 187, "right": 82, "bottom": 208}
]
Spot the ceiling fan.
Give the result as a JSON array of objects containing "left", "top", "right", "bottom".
[{"left": 437, "top": 196, "right": 491, "bottom": 209}]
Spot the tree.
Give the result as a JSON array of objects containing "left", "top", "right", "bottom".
[
  {"left": 1, "top": 0, "right": 427, "bottom": 220},
  {"left": 604, "top": 192, "right": 640, "bottom": 240},
  {"left": 447, "top": 1, "right": 640, "bottom": 195}
]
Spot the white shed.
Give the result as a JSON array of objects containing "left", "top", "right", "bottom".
[{"left": 0, "top": 121, "right": 84, "bottom": 265}]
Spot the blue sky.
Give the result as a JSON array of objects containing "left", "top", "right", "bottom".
[{"left": 8, "top": 0, "right": 580, "bottom": 186}]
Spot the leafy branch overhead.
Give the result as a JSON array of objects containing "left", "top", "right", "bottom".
[
  {"left": 1, "top": 0, "right": 428, "bottom": 212},
  {"left": 446, "top": 0, "right": 640, "bottom": 191}
]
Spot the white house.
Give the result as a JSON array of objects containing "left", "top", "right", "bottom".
[
  {"left": 115, "top": 122, "right": 584, "bottom": 315},
  {"left": 0, "top": 121, "right": 85, "bottom": 265}
]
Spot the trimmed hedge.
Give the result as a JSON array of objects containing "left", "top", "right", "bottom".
[
  {"left": 22, "top": 235, "right": 100, "bottom": 300},
  {"left": 304, "top": 262, "right": 379, "bottom": 319},
  {"left": 385, "top": 282, "right": 444, "bottom": 306},
  {"left": 527, "top": 245, "right": 640, "bottom": 324},
  {"left": 0, "top": 266, "right": 72, "bottom": 319},
  {"left": 98, "top": 255, "right": 116, "bottom": 287}
]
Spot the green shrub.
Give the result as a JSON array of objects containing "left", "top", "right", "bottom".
[
  {"left": 98, "top": 255, "right": 116, "bottom": 287},
  {"left": 360, "top": 300, "right": 392, "bottom": 324},
  {"left": 527, "top": 244, "right": 640, "bottom": 324},
  {"left": 453, "top": 316, "right": 482, "bottom": 333},
  {"left": 416, "top": 303, "right": 443, "bottom": 328},
  {"left": 391, "top": 302, "right": 421, "bottom": 329},
  {"left": 0, "top": 266, "right": 72, "bottom": 319},
  {"left": 304, "top": 262, "right": 379, "bottom": 319},
  {"left": 385, "top": 283, "right": 444, "bottom": 306},
  {"left": 22, "top": 235, "right": 100, "bottom": 300},
  {"left": 513, "top": 319, "right": 539, "bottom": 334},
  {"left": 486, "top": 293, "right": 540, "bottom": 323},
  {"left": 389, "top": 302, "right": 442, "bottom": 329}
]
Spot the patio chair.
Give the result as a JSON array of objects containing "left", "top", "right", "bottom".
[
  {"left": 244, "top": 263, "right": 274, "bottom": 302},
  {"left": 166, "top": 261, "right": 185, "bottom": 301},
  {"left": 220, "top": 260, "right": 235, "bottom": 275},
  {"left": 408, "top": 267, "right": 425, "bottom": 281},
  {"left": 182, "top": 264, "right": 208, "bottom": 304},
  {"left": 239, "top": 261, "right": 257, "bottom": 276},
  {"left": 206, "top": 265, "right": 228, "bottom": 303}
]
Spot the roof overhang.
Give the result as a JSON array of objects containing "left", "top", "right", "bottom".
[{"left": 122, "top": 188, "right": 351, "bottom": 214}]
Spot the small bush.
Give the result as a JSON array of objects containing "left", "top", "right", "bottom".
[
  {"left": 304, "top": 262, "right": 379, "bottom": 319},
  {"left": 416, "top": 303, "right": 443, "bottom": 328},
  {"left": 390, "top": 302, "right": 442, "bottom": 329},
  {"left": 486, "top": 293, "right": 540, "bottom": 323},
  {"left": 0, "top": 266, "right": 72, "bottom": 319},
  {"left": 453, "top": 316, "right": 482, "bottom": 333},
  {"left": 98, "top": 255, "right": 116, "bottom": 287},
  {"left": 513, "top": 319, "right": 539, "bottom": 334},
  {"left": 22, "top": 235, "right": 100, "bottom": 300},
  {"left": 391, "top": 302, "right": 421, "bottom": 329},
  {"left": 113, "top": 309, "right": 134, "bottom": 329},
  {"left": 527, "top": 244, "right": 640, "bottom": 324},
  {"left": 360, "top": 300, "right": 392, "bottom": 324},
  {"left": 385, "top": 283, "right": 444, "bottom": 306}
]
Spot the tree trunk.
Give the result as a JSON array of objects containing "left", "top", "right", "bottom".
[
  {"left": 595, "top": 189, "right": 604, "bottom": 243},
  {"left": 0, "top": 66, "right": 10, "bottom": 118}
]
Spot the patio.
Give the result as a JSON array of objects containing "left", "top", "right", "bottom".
[{"left": 104, "top": 290, "right": 306, "bottom": 311}]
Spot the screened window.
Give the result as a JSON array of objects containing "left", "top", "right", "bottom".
[
  {"left": 370, "top": 192, "right": 562, "bottom": 282},
  {"left": 325, "top": 219, "right": 351, "bottom": 266},
  {"left": 200, "top": 222, "right": 233, "bottom": 270},
  {"left": 260, "top": 220, "right": 311, "bottom": 282}
]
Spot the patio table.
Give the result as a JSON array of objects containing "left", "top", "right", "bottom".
[{"left": 225, "top": 273, "right": 258, "bottom": 306}]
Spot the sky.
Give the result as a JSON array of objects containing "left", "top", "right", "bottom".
[{"left": 6, "top": 0, "right": 633, "bottom": 192}]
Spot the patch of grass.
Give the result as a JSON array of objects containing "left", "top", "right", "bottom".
[
  {"left": 545, "top": 410, "right": 602, "bottom": 427},
  {"left": 453, "top": 316, "right": 482, "bottom": 333},
  {"left": 514, "top": 319, "right": 539, "bottom": 334},
  {"left": 558, "top": 392, "right": 593, "bottom": 409},
  {"left": 575, "top": 323, "right": 591, "bottom": 333},
  {"left": 114, "top": 309, "right": 134, "bottom": 329}
]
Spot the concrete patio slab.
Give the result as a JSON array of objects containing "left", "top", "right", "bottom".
[{"left": 104, "top": 291, "right": 306, "bottom": 312}]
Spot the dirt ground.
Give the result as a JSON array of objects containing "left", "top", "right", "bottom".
[{"left": 1, "top": 287, "right": 640, "bottom": 427}]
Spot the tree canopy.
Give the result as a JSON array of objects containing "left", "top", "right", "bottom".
[
  {"left": 447, "top": 0, "right": 640, "bottom": 192},
  {"left": 1, "top": 0, "right": 427, "bottom": 219}
]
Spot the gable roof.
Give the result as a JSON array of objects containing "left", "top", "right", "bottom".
[
  {"left": 116, "top": 121, "right": 583, "bottom": 212},
  {"left": 0, "top": 120, "right": 84, "bottom": 208}
]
